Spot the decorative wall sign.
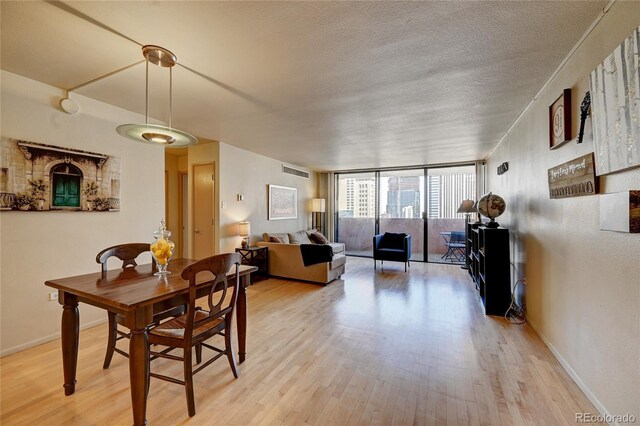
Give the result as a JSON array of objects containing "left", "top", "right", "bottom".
[
  {"left": 268, "top": 184, "right": 297, "bottom": 220},
  {"left": 549, "top": 89, "right": 572, "bottom": 150},
  {"left": 600, "top": 190, "right": 640, "bottom": 233},
  {"left": 0, "top": 138, "right": 121, "bottom": 211},
  {"left": 589, "top": 25, "right": 640, "bottom": 176},
  {"left": 548, "top": 153, "right": 598, "bottom": 199}
]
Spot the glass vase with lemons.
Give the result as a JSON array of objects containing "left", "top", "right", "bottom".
[{"left": 150, "top": 219, "right": 175, "bottom": 276}]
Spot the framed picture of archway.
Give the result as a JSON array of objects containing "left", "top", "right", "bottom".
[{"left": 0, "top": 138, "right": 121, "bottom": 212}]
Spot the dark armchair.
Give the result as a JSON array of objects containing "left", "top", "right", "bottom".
[{"left": 373, "top": 232, "right": 412, "bottom": 272}]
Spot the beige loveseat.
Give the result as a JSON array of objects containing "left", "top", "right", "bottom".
[{"left": 256, "top": 231, "right": 346, "bottom": 284}]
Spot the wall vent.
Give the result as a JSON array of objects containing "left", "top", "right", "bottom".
[{"left": 282, "top": 165, "right": 310, "bottom": 179}]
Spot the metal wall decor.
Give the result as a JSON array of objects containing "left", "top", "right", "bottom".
[{"left": 577, "top": 92, "right": 591, "bottom": 144}]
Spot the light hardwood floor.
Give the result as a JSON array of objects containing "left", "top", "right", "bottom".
[{"left": 1, "top": 257, "right": 601, "bottom": 425}]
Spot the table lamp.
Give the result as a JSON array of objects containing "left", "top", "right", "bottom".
[{"left": 238, "top": 221, "right": 251, "bottom": 248}]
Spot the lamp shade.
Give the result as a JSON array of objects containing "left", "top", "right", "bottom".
[
  {"left": 457, "top": 199, "right": 476, "bottom": 214},
  {"left": 312, "top": 198, "right": 326, "bottom": 213},
  {"left": 238, "top": 221, "right": 250, "bottom": 237}
]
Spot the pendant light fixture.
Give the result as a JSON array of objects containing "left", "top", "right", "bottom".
[{"left": 116, "top": 45, "right": 198, "bottom": 147}]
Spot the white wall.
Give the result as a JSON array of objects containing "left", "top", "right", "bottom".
[
  {"left": 218, "top": 143, "right": 316, "bottom": 252},
  {"left": 0, "top": 71, "right": 165, "bottom": 355},
  {"left": 486, "top": 3, "right": 640, "bottom": 420}
]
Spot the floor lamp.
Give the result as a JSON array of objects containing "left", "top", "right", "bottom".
[
  {"left": 457, "top": 199, "right": 476, "bottom": 270},
  {"left": 311, "top": 198, "right": 326, "bottom": 235}
]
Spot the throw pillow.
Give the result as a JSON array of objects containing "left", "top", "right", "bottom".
[
  {"left": 269, "top": 236, "right": 284, "bottom": 243},
  {"left": 262, "top": 232, "right": 290, "bottom": 243},
  {"left": 288, "top": 230, "right": 312, "bottom": 244},
  {"left": 309, "top": 231, "right": 328, "bottom": 244}
]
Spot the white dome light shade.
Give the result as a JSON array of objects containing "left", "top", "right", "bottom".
[{"left": 116, "top": 124, "right": 197, "bottom": 147}]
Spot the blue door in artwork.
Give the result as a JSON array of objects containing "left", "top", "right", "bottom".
[{"left": 51, "top": 164, "right": 81, "bottom": 208}]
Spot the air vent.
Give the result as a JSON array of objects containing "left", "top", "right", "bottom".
[{"left": 282, "top": 165, "right": 310, "bottom": 179}]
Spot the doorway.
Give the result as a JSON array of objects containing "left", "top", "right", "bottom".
[{"left": 192, "top": 163, "right": 215, "bottom": 259}]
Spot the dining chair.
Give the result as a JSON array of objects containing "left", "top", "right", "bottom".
[
  {"left": 96, "top": 243, "right": 185, "bottom": 369},
  {"left": 147, "top": 253, "right": 241, "bottom": 417},
  {"left": 444, "top": 231, "right": 466, "bottom": 262}
]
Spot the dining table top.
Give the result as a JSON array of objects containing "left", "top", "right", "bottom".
[{"left": 45, "top": 259, "right": 257, "bottom": 311}]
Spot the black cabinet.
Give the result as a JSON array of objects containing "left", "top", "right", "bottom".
[{"left": 469, "top": 226, "right": 511, "bottom": 316}]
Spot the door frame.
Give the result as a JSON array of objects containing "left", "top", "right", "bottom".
[
  {"left": 191, "top": 162, "right": 215, "bottom": 259},
  {"left": 177, "top": 171, "right": 188, "bottom": 259}
]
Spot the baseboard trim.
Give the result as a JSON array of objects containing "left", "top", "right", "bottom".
[
  {"left": 528, "top": 321, "right": 616, "bottom": 425},
  {"left": 0, "top": 318, "right": 106, "bottom": 358}
]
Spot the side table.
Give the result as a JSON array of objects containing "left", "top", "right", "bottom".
[{"left": 235, "top": 246, "right": 268, "bottom": 278}]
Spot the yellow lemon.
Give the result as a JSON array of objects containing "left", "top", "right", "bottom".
[
  {"left": 156, "top": 256, "right": 167, "bottom": 265},
  {"left": 150, "top": 243, "right": 157, "bottom": 251},
  {"left": 154, "top": 249, "right": 163, "bottom": 258}
]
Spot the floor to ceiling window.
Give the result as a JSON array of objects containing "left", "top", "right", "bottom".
[
  {"left": 425, "top": 165, "right": 476, "bottom": 264},
  {"left": 335, "top": 163, "right": 482, "bottom": 263},
  {"left": 378, "top": 169, "right": 425, "bottom": 261},
  {"left": 336, "top": 172, "right": 377, "bottom": 256}
]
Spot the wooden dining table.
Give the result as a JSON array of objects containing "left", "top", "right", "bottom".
[{"left": 44, "top": 259, "right": 258, "bottom": 426}]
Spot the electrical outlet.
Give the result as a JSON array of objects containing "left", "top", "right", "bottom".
[{"left": 49, "top": 292, "right": 58, "bottom": 301}]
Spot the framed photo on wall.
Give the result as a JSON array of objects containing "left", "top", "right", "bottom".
[
  {"left": 268, "top": 184, "right": 297, "bottom": 220},
  {"left": 549, "top": 89, "right": 572, "bottom": 150}
]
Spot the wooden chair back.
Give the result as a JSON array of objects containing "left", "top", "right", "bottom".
[
  {"left": 180, "top": 253, "right": 241, "bottom": 346},
  {"left": 96, "top": 243, "right": 154, "bottom": 275}
]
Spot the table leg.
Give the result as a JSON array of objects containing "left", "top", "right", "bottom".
[
  {"left": 61, "top": 294, "right": 79, "bottom": 396},
  {"left": 129, "top": 327, "right": 149, "bottom": 426},
  {"left": 237, "top": 275, "right": 250, "bottom": 363}
]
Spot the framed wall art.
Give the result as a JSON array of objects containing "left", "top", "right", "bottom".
[
  {"left": 589, "top": 25, "right": 640, "bottom": 176},
  {"left": 0, "top": 138, "right": 121, "bottom": 212},
  {"left": 268, "top": 184, "right": 297, "bottom": 220},
  {"left": 549, "top": 89, "right": 572, "bottom": 150}
]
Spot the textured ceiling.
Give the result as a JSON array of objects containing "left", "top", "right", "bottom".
[{"left": 1, "top": 1, "right": 606, "bottom": 171}]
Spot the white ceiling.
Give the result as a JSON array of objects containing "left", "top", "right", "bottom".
[{"left": 1, "top": 1, "right": 606, "bottom": 171}]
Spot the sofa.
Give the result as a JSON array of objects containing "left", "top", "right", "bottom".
[{"left": 256, "top": 230, "right": 346, "bottom": 284}]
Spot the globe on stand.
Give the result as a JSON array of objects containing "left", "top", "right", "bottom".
[{"left": 477, "top": 192, "right": 506, "bottom": 228}]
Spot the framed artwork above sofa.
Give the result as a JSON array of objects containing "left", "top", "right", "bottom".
[{"left": 268, "top": 184, "right": 297, "bottom": 220}]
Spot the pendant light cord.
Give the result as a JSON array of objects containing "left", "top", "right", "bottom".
[
  {"left": 145, "top": 59, "right": 149, "bottom": 126},
  {"left": 169, "top": 67, "right": 173, "bottom": 130}
]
